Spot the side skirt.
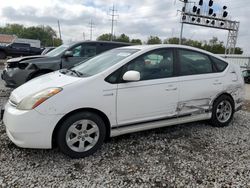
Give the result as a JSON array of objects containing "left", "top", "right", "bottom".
[{"left": 110, "top": 113, "right": 211, "bottom": 137}]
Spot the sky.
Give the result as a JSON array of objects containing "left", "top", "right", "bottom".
[{"left": 0, "top": 0, "right": 249, "bottom": 54}]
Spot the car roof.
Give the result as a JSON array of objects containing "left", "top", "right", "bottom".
[
  {"left": 119, "top": 44, "right": 227, "bottom": 61},
  {"left": 68, "top": 40, "right": 131, "bottom": 46}
]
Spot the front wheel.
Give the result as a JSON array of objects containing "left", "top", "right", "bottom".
[
  {"left": 210, "top": 95, "right": 234, "bottom": 127},
  {"left": 56, "top": 112, "right": 106, "bottom": 158}
]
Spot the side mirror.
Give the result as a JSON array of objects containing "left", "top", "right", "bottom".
[
  {"left": 64, "top": 51, "right": 73, "bottom": 58},
  {"left": 123, "top": 71, "right": 140, "bottom": 82}
]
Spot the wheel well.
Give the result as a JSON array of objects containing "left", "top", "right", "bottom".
[
  {"left": 28, "top": 69, "right": 53, "bottom": 80},
  {"left": 52, "top": 108, "right": 111, "bottom": 148},
  {"left": 213, "top": 93, "right": 235, "bottom": 108}
]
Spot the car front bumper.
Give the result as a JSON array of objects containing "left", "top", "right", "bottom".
[
  {"left": 3, "top": 102, "right": 64, "bottom": 149},
  {"left": 1, "top": 68, "right": 33, "bottom": 88}
]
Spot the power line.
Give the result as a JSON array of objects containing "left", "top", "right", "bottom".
[
  {"left": 108, "top": 4, "right": 118, "bottom": 41},
  {"left": 89, "top": 19, "right": 94, "bottom": 41}
]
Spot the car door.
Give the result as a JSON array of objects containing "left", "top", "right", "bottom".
[
  {"left": 176, "top": 49, "right": 224, "bottom": 116},
  {"left": 116, "top": 48, "right": 179, "bottom": 126},
  {"left": 61, "top": 43, "right": 97, "bottom": 68}
]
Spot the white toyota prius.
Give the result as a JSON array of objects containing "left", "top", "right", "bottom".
[{"left": 2, "top": 45, "right": 245, "bottom": 158}]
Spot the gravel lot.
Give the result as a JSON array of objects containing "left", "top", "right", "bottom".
[{"left": 0, "top": 77, "right": 250, "bottom": 187}]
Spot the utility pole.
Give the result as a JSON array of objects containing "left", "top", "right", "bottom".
[
  {"left": 83, "top": 32, "right": 85, "bottom": 40},
  {"left": 89, "top": 19, "right": 94, "bottom": 40},
  {"left": 179, "top": 0, "right": 187, "bottom": 44},
  {"left": 57, "top": 20, "right": 62, "bottom": 41},
  {"left": 108, "top": 4, "right": 118, "bottom": 41}
]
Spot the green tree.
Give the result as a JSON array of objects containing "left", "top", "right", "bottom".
[
  {"left": 163, "top": 37, "right": 179, "bottom": 44},
  {"left": 235, "top": 47, "right": 243, "bottom": 54},
  {"left": 163, "top": 36, "right": 243, "bottom": 54},
  {"left": 147, "top": 36, "right": 162, "bottom": 44},
  {"left": 131, "top": 39, "right": 142, "bottom": 45},
  {"left": 0, "top": 24, "right": 62, "bottom": 47},
  {"left": 97, "top": 33, "right": 115, "bottom": 41},
  {"left": 115, "top": 33, "right": 130, "bottom": 43}
]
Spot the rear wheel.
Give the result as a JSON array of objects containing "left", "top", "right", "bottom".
[
  {"left": 210, "top": 95, "right": 234, "bottom": 127},
  {"left": 56, "top": 112, "right": 106, "bottom": 158}
]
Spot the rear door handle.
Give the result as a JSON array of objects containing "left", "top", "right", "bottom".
[
  {"left": 165, "top": 88, "right": 177, "bottom": 91},
  {"left": 213, "top": 79, "right": 222, "bottom": 85},
  {"left": 213, "top": 82, "right": 222, "bottom": 85}
]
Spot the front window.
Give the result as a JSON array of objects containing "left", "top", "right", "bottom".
[
  {"left": 70, "top": 44, "right": 97, "bottom": 58},
  {"left": 46, "top": 44, "right": 69, "bottom": 57},
  {"left": 72, "top": 49, "right": 139, "bottom": 76},
  {"left": 122, "top": 49, "right": 174, "bottom": 80}
]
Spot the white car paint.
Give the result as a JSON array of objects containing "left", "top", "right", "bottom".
[{"left": 3, "top": 44, "right": 245, "bottom": 149}]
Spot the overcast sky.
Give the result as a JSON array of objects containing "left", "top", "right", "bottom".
[{"left": 0, "top": 0, "right": 249, "bottom": 54}]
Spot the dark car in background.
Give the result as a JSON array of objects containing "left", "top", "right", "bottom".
[
  {"left": 0, "top": 42, "right": 42, "bottom": 59},
  {"left": 242, "top": 69, "right": 250, "bottom": 83},
  {"left": 1, "top": 41, "right": 130, "bottom": 88}
]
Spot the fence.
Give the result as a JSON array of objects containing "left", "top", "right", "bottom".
[{"left": 219, "top": 54, "right": 250, "bottom": 69}]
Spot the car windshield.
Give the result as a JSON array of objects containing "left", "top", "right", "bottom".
[
  {"left": 72, "top": 48, "right": 139, "bottom": 77},
  {"left": 46, "top": 44, "right": 69, "bottom": 57}
]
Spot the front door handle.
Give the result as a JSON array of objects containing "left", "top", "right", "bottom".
[{"left": 103, "top": 93, "right": 114, "bottom": 96}]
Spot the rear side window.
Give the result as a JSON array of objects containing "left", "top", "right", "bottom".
[
  {"left": 211, "top": 56, "right": 228, "bottom": 72},
  {"left": 178, "top": 49, "right": 213, "bottom": 76}
]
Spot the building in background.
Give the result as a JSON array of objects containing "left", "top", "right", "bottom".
[
  {"left": 0, "top": 34, "right": 16, "bottom": 46},
  {"left": 0, "top": 34, "right": 40, "bottom": 48}
]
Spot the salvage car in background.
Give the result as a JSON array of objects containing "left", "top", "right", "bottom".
[
  {"left": 2, "top": 45, "right": 245, "bottom": 158},
  {"left": 1, "top": 41, "right": 130, "bottom": 88}
]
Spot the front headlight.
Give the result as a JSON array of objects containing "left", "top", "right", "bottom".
[{"left": 17, "top": 88, "right": 62, "bottom": 110}]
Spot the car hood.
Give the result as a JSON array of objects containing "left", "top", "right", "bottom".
[
  {"left": 10, "top": 71, "right": 82, "bottom": 103},
  {"left": 7, "top": 55, "right": 45, "bottom": 63}
]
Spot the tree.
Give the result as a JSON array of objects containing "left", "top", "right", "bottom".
[
  {"left": 131, "top": 39, "right": 142, "bottom": 45},
  {"left": 0, "top": 24, "right": 62, "bottom": 47},
  {"left": 163, "top": 36, "right": 243, "bottom": 54},
  {"left": 147, "top": 36, "right": 162, "bottom": 44},
  {"left": 97, "top": 33, "right": 115, "bottom": 41},
  {"left": 235, "top": 47, "right": 243, "bottom": 54},
  {"left": 163, "top": 37, "right": 179, "bottom": 44},
  {"left": 115, "top": 33, "right": 130, "bottom": 43}
]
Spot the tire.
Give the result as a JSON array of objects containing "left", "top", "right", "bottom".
[
  {"left": 0, "top": 51, "right": 6, "bottom": 59},
  {"left": 56, "top": 112, "right": 106, "bottom": 158},
  {"left": 210, "top": 95, "right": 234, "bottom": 127}
]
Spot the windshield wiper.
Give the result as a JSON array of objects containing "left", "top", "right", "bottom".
[
  {"left": 60, "top": 69, "right": 83, "bottom": 77},
  {"left": 70, "top": 69, "right": 83, "bottom": 77}
]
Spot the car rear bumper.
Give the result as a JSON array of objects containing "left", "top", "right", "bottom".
[{"left": 3, "top": 102, "right": 64, "bottom": 149}]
